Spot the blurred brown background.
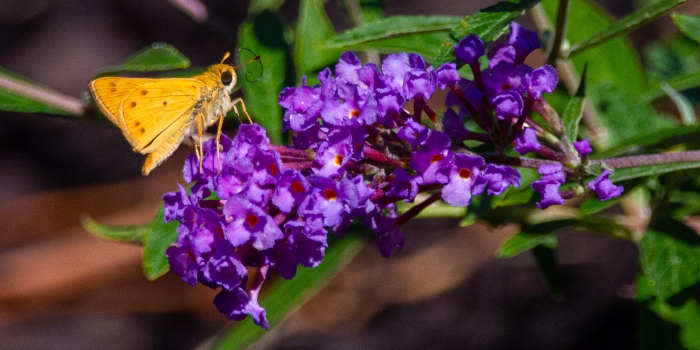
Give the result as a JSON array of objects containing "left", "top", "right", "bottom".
[{"left": 0, "top": 0, "right": 696, "bottom": 349}]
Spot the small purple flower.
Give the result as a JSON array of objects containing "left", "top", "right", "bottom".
[
  {"left": 313, "top": 128, "right": 353, "bottom": 178},
  {"left": 529, "top": 65, "right": 558, "bottom": 99},
  {"left": 487, "top": 44, "right": 516, "bottom": 69},
  {"left": 482, "top": 164, "right": 521, "bottom": 196},
  {"left": 442, "top": 109, "right": 468, "bottom": 141},
  {"left": 514, "top": 127, "right": 541, "bottom": 154},
  {"left": 409, "top": 131, "right": 454, "bottom": 184},
  {"left": 441, "top": 154, "right": 486, "bottom": 206},
  {"left": 508, "top": 22, "right": 540, "bottom": 63},
  {"left": 397, "top": 119, "right": 428, "bottom": 148},
  {"left": 279, "top": 79, "right": 321, "bottom": 132},
  {"left": 370, "top": 213, "right": 404, "bottom": 258},
  {"left": 223, "top": 197, "right": 282, "bottom": 250},
  {"left": 436, "top": 63, "right": 459, "bottom": 90},
  {"left": 275, "top": 220, "right": 327, "bottom": 279},
  {"left": 214, "top": 287, "right": 268, "bottom": 329},
  {"left": 299, "top": 176, "right": 348, "bottom": 230},
  {"left": 454, "top": 34, "right": 484, "bottom": 65},
  {"left": 574, "top": 139, "right": 592, "bottom": 156},
  {"left": 381, "top": 53, "right": 411, "bottom": 91},
  {"left": 588, "top": 170, "right": 623, "bottom": 201},
  {"left": 403, "top": 69, "right": 436, "bottom": 101},
  {"left": 335, "top": 51, "right": 362, "bottom": 85},
  {"left": 491, "top": 90, "right": 524, "bottom": 120},
  {"left": 166, "top": 240, "right": 200, "bottom": 286},
  {"left": 387, "top": 168, "right": 419, "bottom": 202},
  {"left": 272, "top": 170, "right": 310, "bottom": 213},
  {"left": 531, "top": 163, "right": 566, "bottom": 209}
]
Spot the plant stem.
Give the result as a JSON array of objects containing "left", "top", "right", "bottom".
[
  {"left": 395, "top": 192, "right": 441, "bottom": 226},
  {"left": 596, "top": 150, "right": 700, "bottom": 168},
  {"left": 0, "top": 73, "right": 85, "bottom": 116},
  {"left": 546, "top": 0, "right": 571, "bottom": 65},
  {"left": 482, "top": 153, "right": 565, "bottom": 171}
]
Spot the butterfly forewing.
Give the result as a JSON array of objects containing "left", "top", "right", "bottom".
[{"left": 118, "top": 79, "right": 202, "bottom": 152}]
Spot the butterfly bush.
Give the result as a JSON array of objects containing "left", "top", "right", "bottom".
[{"left": 162, "top": 23, "right": 623, "bottom": 328}]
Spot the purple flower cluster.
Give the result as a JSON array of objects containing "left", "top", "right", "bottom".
[
  {"left": 162, "top": 23, "right": 624, "bottom": 328},
  {"left": 164, "top": 125, "right": 328, "bottom": 329}
]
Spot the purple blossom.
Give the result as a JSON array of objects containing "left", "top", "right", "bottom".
[
  {"left": 442, "top": 109, "right": 469, "bottom": 141},
  {"left": 387, "top": 168, "right": 419, "bottom": 202},
  {"left": 529, "top": 65, "right": 558, "bottom": 99},
  {"left": 508, "top": 22, "right": 540, "bottom": 63},
  {"left": 454, "top": 34, "right": 484, "bottom": 65},
  {"left": 397, "top": 119, "right": 428, "bottom": 148},
  {"left": 574, "top": 139, "right": 592, "bottom": 156},
  {"left": 588, "top": 170, "right": 623, "bottom": 201},
  {"left": 441, "top": 154, "right": 486, "bottom": 206},
  {"left": 531, "top": 163, "right": 566, "bottom": 209},
  {"left": 492, "top": 90, "right": 524, "bottom": 120},
  {"left": 436, "top": 63, "right": 459, "bottom": 90},
  {"left": 482, "top": 164, "right": 521, "bottom": 195},
  {"left": 514, "top": 127, "right": 541, "bottom": 154},
  {"left": 409, "top": 131, "right": 454, "bottom": 184}
]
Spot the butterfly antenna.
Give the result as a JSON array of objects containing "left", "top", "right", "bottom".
[
  {"left": 220, "top": 51, "right": 231, "bottom": 64},
  {"left": 236, "top": 48, "right": 263, "bottom": 83}
]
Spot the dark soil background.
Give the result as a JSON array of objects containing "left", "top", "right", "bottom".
[{"left": 0, "top": 0, "right": 694, "bottom": 349}]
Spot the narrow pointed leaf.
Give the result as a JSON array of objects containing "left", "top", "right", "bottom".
[
  {"left": 672, "top": 13, "right": 700, "bottom": 44},
  {"left": 98, "top": 43, "right": 190, "bottom": 75},
  {"left": 325, "top": 15, "right": 459, "bottom": 50},
  {"left": 82, "top": 216, "right": 148, "bottom": 244},
  {"left": 212, "top": 233, "right": 365, "bottom": 350},
  {"left": 610, "top": 162, "right": 700, "bottom": 182},
  {"left": 569, "top": 0, "right": 687, "bottom": 56},
  {"left": 562, "top": 64, "right": 587, "bottom": 141}
]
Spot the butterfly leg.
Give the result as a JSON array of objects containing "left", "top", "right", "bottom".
[
  {"left": 231, "top": 97, "right": 253, "bottom": 123},
  {"left": 197, "top": 113, "right": 205, "bottom": 172},
  {"left": 215, "top": 113, "right": 224, "bottom": 172}
]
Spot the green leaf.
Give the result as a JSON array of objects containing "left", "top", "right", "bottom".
[
  {"left": 497, "top": 231, "right": 557, "bottom": 259},
  {"left": 637, "top": 274, "right": 700, "bottom": 350},
  {"left": 294, "top": 0, "right": 342, "bottom": 80},
  {"left": 237, "top": 11, "right": 289, "bottom": 144},
  {"left": 0, "top": 67, "right": 80, "bottom": 116},
  {"left": 609, "top": 161, "right": 700, "bottom": 182},
  {"left": 672, "top": 13, "right": 700, "bottom": 44},
  {"left": 532, "top": 245, "right": 561, "bottom": 295},
  {"left": 579, "top": 196, "right": 620, "bottom": 216},
  {"left": 661, "top": 82, "right": 696, "bottom": 125},
  {"left": 142, "top": 207, "right": 179, "bottom": 280},
  {"left": 640, "top": 225, "right": 700, "bottom": 299},
  {"left": 248, "top": 0, "right": 285, "bottom": 14},
  {"left": 497, "top": 219, "right": 576, "bottom": 259},
  {"left": 325, "top": 16, "right": 459, "bottom": 56},
  {"left": 589, "top": 84, "right": 677, "bottom": 150},
  {"left": 542, "top": 0, "right": 646, "bottom": 96},
  {"left": 98, "top": 43, "right": 190, "bottom": 75},
  {"left": 592, "top": 124, "right": 700, "bottom": 159},
  {"left": 644, "top": 71, "right": 700, "bottom": 102},
  {"left": 562, "top": 63, "right": 587, "bottom": 141},
  {"left": 435, "top": 0, "right": 540, "bottom": 64},
  {"left": 82, "top": 217, "right": 148, "bottom": 244},
  {"left": 211, "top": 232, "right": 365, "bottom": 350},
  {"left": 568, "top": 0, "right": 687, "bottom": 56}
]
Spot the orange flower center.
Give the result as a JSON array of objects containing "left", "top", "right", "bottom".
[
  {"left": 290, "top": 180, "right": 305, "bottom": 193},
  {"left": 245, "top": 213, "right": 259, "bottom": 228},
  {"left": 323, "top": 189, "right": 337, "bottom": 201},
  {"left": 458, "top": 168, "right": 472, "bottom": 179}
]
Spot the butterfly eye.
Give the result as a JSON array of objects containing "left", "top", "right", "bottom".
[{"left": 221, "top": 71, "right": 233, "bottom": 85}]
